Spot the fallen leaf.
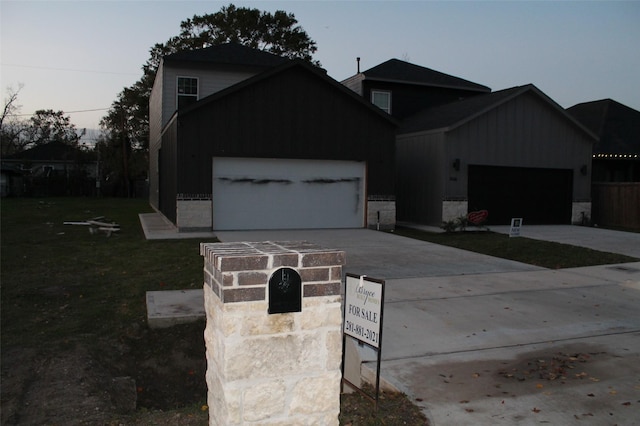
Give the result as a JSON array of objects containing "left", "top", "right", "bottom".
[
  {"left": 460, "top": 400, "right": 469, "bottom": 404},
  {"left": 609, "top": 390, "right": 617, "bottom": 395},
  {"left": 465, "top": 408, "right": 474, "bottom": 413},
  {"left": 587, "top": 393, "right": 595, "bottom": 397},
  {"left": 532, "top": 407, "right": 541, "bottom": 413},
  {"left": 622, "top": 401, "right": 631, "bottom": 406},
  {"left": 536, "top": 383, "right": 544, "bottom": 389},
  {"left": 472, "top": 373, "right": 480, "bottom": 378}
]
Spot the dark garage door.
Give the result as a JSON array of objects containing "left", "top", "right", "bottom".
[{"left": 468, "top": 165, "right": 573, "bottom": 225}]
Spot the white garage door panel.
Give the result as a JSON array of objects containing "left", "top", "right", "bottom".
[{"left": 212, "top": 157, "right": 365, "bottom": 230}]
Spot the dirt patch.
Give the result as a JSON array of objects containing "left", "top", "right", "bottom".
[{"left": 1, "top": 322, "right": 207, "bottom": 426}]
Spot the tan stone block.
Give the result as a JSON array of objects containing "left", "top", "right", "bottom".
[
  {"left": 326, "top": 330, "right": 343, "bottom": 370},
  {"left": 242, "top": 380, "right": 286, "bottom": 422},
  {"left": 225, "top": 333, "right": 323, "bottom": 381},
  {"left": 289, "top": 372, "right": 341, "bottom": 415},
  {"left": 241, "top": 312, "right": 296, "bottom": 336}
]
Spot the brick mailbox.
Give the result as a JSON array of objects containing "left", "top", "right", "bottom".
[{"left": 200, "top": 241, "right": 345, "bottom": 425}]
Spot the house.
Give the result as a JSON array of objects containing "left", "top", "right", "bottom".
[
  {"left": 567, "top": 99, "right": 640, "bottom": 230},
  {"left": 567, "top": 99, "right": 640, "bottom": 183},
  {"left": 394, "top": 84, "right": 597, "bottom": 226},
  {"left": 1, "top": 141, "right": 97, "bottom": 197},
  {"left": 149, "top": 43, "right": 397, "bottom": 231},
  {"left": 341, "top": 58, "right": 491, "bottom": 120}
]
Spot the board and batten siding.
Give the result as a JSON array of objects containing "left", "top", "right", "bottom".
[
  {"left": 444, "top": 92, "right": 593, "bottom": 201},
  {"left": 174, "top": 65, "right": 396, "bottom": 198},
  {"left": 396, "top": 131, "right": 446, "bottom": 224}
]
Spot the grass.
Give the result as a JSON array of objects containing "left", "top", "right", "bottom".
[
  {"left": 1, "top": 198, "right": 208, "bottom": 348},
  {"left": 394, "top": 226, "right": 638, "bottom": 269}
]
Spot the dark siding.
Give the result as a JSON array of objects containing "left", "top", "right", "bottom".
[
  {"left": 363, "top": 81, "right": 485, "bottom": 120},
  {"left": 159, "top": 120, "right": 178, "bottom": 223},
  {"left": 176, "top": 66, "right": 396, "bottom": 197}
]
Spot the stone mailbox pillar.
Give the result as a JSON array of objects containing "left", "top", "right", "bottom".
[{"left": 200, "top": 241, "right": 345, "bottom": 425}]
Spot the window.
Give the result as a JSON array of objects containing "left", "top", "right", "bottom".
[
  {"left": 177, "top": 77, "right": 198, "bottom": 109},
  {"left": 371, "top": 90, "right": 391, "bottom": 114}
]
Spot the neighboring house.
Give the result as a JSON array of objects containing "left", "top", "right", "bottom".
[
  {"left": 567, "top": 99, "right": 640, "bottom": 182},
  {"left": 149, "top": 43, "right": 397, "bottom": 231},
  {"left": 342, "top": 58, "right": 491, "bottom": 120},
  {"left": 568, "top": 99, "right": 640, "bottom": 230},
  {"left": 1, "top": 141, "right": 97, "bottom": 197},
  {"left": 394, "top": 84, "right": 597, "bottom": 226}
]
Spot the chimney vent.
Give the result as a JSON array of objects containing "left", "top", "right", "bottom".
[{"left": 357, "top": 57, "right": 360, "bottom": 73}]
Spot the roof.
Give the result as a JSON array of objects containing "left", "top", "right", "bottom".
[
  {"left": 178, "top": 59, "right": 398, "bottom": 126},
  {"left": 3, "top": 141, "right": 90, "bottom": 162},
  {"left": 360, "top": 59, "right": 491, "bottom": 93},
  {"left": 163, "top": 42, "right": 289, "bottom": 68},
  {"left": 567, "top": 99, "right": 640, "bottom": 155},
  {"left": 399, "top": 84, "right": 598, "bottom": 142}
]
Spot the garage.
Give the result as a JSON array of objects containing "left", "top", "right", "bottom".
[
  {"left": 212, "top": 157, "right": 366, "bottom": 230},
  {"left": 468, "top": 165, "right": 573, "bottom": 225}
]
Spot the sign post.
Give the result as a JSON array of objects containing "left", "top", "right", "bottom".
[
  {"left": 342, "top": 273, "right": 385, "bottom": 410},
  {"left": 509, "top": 218, "right": 523, "bottom": 237}
]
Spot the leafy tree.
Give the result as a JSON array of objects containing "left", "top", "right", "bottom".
[
  {"left": 27, "top": 109, "right": 84, "bottom": 147},
  {"left": 100, "top": 3, "right": 319, "bottom": 197}
]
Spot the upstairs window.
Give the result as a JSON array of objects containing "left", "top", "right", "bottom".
[
  {"left": 371, "top": 90, "right": 391, "bottom": 114},
  {"left": 177, "top": 77, "right": 198, "bottom": 109}
]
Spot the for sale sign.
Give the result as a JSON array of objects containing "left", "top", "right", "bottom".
[{"left": 344, "top": 274, "right": 384, "bottom": 349}]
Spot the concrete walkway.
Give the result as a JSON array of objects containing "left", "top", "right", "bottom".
[{"left": 139, "top": 214, "right": 640, "bottom": 424}]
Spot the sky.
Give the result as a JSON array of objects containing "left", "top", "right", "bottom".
[{"left": 1, "top": 0, "right": 639, "bottom": 141}]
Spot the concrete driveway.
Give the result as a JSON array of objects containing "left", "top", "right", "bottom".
[{"left": 215, "top": 226, "right": 640, "bottom": 425}]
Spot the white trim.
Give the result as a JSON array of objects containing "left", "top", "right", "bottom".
[
  {"left": 176, "top": 76, "right": 199, "bottom": 108},
  {"left": 371, "top": 90, "right": 391, "bottom": 114}
]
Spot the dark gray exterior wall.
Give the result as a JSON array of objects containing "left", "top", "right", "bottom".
[
  {"left": 397, "top": 90, "right": 594, "bottom": 225},
  {"left": 158, "top": 65, "right": 397, "bottom": 224},
  {"left": 362, "top": 81, "right": 487, "bottom": 121}
]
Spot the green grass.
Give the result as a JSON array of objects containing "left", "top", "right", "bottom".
[
  {"left": 1, "top": 197, "right": 211, "bottom": 348},
  {"left": 394, "top": 226, "right": 638, "bottom": 269}
]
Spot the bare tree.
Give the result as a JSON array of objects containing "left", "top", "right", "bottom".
[{"left": 0, "top": 85, "right": 30, "bottom": 155}]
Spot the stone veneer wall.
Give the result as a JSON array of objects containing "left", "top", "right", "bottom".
[
  {"left": 200, "top": 241, "right": 345, "bottom": 425},
  {"left": 367, "top": 196, "right": 396, "bottom": 230},
  {"left": 442, "top": 200, "right": 468, "bottom": 223},
  {"left": 177, "top": 195, "right": 212, "bottom": 232},
  {"left": 572, "top": 201, "right": 592, "bottom": 225}
]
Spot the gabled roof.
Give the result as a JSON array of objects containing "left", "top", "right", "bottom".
[
  {"left": 567, "top": 99, "right": 640, "bottom": 155},
  {"left": 178, "top": 59, "right": 398, "bottom": 126},
  {"left": 399, "top": 84, "right": 598, "bottom": 142},
  {"left": 360, "top": 59, "right": 490, "bottom": 93},
  {"left": 163, "top": 42, "right": 289, "bottom": 68}
]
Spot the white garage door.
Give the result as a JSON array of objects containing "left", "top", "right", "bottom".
[{"left": 212, "top": 157, "right": 366, "bottom": 230}]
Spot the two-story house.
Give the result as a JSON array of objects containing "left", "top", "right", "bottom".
[
  {"left": 343, "top": 60, "right": 597, "bottom": 226},
  {"left": 149, "top": 43, "right": 397, "bottom": 231}
]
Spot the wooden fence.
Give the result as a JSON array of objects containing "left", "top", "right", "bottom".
[{"left": 591, "top": 183, "right": 640, "bottom": 231}]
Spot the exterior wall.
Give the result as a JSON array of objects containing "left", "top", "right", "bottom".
[
  {"left": 149, "top": 60, "right": 263, "bottom": 211},
  {"left": 341, "top": 74, "right": 364, "bottom": 95},
  {"left": 367, "top": 197, "right": 396, "bottom": 230},
  {"left": 442, "top": 200, "right": 468, "bottom": 223},
  {"left": 176, "top": 197, "right": 212, "bottom": 231},
  {"left": 571, "top": 201, "right": 592, "bottom": 225},
  {"left": 362, "top": 80, "right": 488, "bottom": 120},
  {"left": 396, "top": 131, "right": 446, "bottom": 224},
  {"left": 176, "top": 65, "right": 396, "bottom": 200},
  {"left": 200, "top": 241, "right": 344, "bottom": 425},
  {"left": 444, "top": 92, "right": 593, "bottom": 202}
]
